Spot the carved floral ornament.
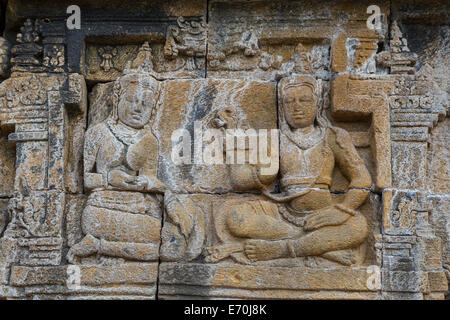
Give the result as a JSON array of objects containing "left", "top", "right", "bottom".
[
  {"left": 5, "top": 75, "right": 47, "bottom": 107},
  {"left": 43, "top": 45, "right": 65, "bottom": 70},
  {"left": 0, "top": 37, "right": 10, "bottom": 78},
  {"left": 98, "top": 46, "right": 118, "bottom": 72}
]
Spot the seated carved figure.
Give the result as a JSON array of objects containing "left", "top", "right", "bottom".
[
  {"left": 207, "top": 75, "right": 372, "bottom": 266},
  {"left": 67, "top": 73, "right": 165, "bottom": 263}
]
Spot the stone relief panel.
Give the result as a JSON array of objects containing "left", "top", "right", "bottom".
[
  {"left": 0, "top": 0, "right": 447, "bottom": 300},
  {"left": 67, "top": 71, "right": 164, "bottom": 265},
  {"left": 64, "top": 38, "right": 386, "bottom": 298},
  {"left": 158, "top": 73, "right": 382, "bottom": 299}
]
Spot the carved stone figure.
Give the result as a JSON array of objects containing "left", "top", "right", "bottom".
[
  {"left": 207, "top": 75, "right": 372, "bottom": 266},
  {"left": 67, "top": 68, "right": 165, "bottom": 263}
]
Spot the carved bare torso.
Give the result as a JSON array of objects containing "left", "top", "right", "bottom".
[{"left": 87, "top": 119, "right": 159, "bottom": 184}]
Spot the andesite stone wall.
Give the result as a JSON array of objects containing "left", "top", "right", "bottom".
[{"left": 0, "top": 0, "right": 448, "bottom": 300}]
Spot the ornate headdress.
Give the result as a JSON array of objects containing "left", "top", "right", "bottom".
[
  {"left": 278, "top": 74, "right": 348, "bottom": 149},
  {"left": 110, "top": 42, "right": 161, "bottom": 123},
  {"left": 278, "top": 75, "right": 329, "bottom": 142}
]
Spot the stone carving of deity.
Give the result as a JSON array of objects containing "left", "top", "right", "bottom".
[
  {"left": 206, "top": 75, "right": 372, "bottom": 266},
  {"left": 67, "top": 71, "right": 165, "bottom": 263}
]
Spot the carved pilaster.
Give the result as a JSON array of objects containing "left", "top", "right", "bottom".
[
  {"left": 0, "top": 20, "right": 86, "bottom": 296},
  {"left": 378, "top": 21, "right": 448, "bottom": 300},
  {"left": 381, "top": 190, "right": 448, "bottom": 299}
]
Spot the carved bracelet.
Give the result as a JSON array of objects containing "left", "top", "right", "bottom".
[
  {"left": 286, "top": 240, "right": 297, "bottom": 258},
  {"left": 334, "top": 204, "right": 359, "bottom": 216}
]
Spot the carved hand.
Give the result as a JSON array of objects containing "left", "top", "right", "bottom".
[
  {"left": 303, "top": 206, "right": 351, "bottom": 231},
  {"left": 108, "top": 169, "right": 146, "bottom": 191},
  {"left": 145, "top": 176, "right": 166, "bottom": 193},
  {"left": 135, "top": 176, "right": 151, "bottom": 190}
]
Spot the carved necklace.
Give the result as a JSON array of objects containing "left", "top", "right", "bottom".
[
  {"left": 106, "top": 118, "right": 143, "bottom": 147},
  {"left": 282, "top": 126, "right": 326, "bottom": 150}
]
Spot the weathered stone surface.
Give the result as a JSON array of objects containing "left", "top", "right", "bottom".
[
  {"left": 0, "top": 37, "right": 10, "bottom": 79},
  {"left": 0, "top": 0, "right": 448, "bottom": 300},
  {"left": 159, "top": 263, "right": 380, "bottom": 299},
  {"left": 428, "top": 119, "right": 450, "bottom": 194},
  {"left": 0, "top": 135, "right": 15, "bottom": 196},
  {"left": 154, "top": 78, "right": 277, "bottom": 193},
  {"left": 331, "top": 74, "right": 393, "bottom": 190}
]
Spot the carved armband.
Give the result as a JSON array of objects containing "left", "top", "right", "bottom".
[
  {"left": 85, "top": 173, "right": 108, "bottom": 190},
  {"left": 145, "top": 176, "right": 154, "bottom": 191},
  {"left": 334, "top": 204, "right": 359, "bottom": 217},
  {"left": 286, "top": 239, "right": 297, "bottom": 258}
]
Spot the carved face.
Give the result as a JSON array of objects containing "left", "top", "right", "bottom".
[
  {"left": 283, "top": 85, "right": 317, "bottom": 129},
  {"left": 117, "top": 83, "right": 155, "bottom": 129}
]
